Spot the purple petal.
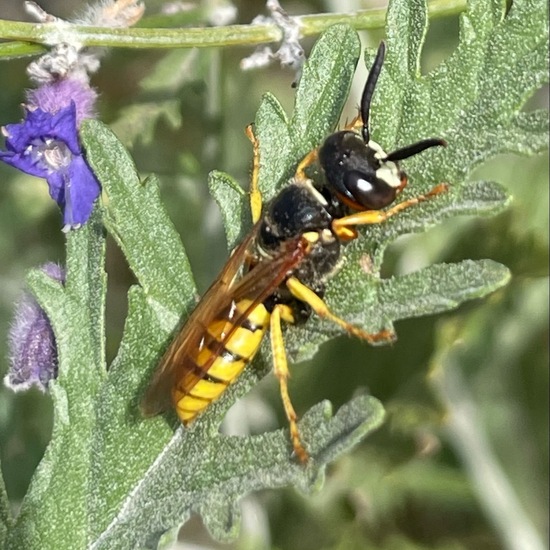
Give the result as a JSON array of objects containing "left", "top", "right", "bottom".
[
  {"left": 2, "top": 104, "right": 79, "bottom": 154},
  {"left": 46, "top": 170, "right": 66, "bottom": 205},
  {"left": 62, "top": 155, "right": 101, "bottom": 227},
  {"left": 1, "top": 98, "right": 100, "bottom": 229},
  {"left": 26, "top": 79, "right": 98, "bottom": 126},
  {"left": 0, "top": 149, "right": 50, "bottom": 179},
  {"left": 46, "top": 103, "right": 80, "bottom": 154},
  {"left": 5, "top": 263, "right": 65, "bottom": 393}
]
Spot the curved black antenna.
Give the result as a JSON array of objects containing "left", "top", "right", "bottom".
[
  {"left": 361, "top": 41, "right": 386, "bottom": 143},
  {"left": 384, "top": 138, "right": 446, "bottom": 162}
]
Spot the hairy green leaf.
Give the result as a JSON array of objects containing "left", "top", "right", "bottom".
[
  {"left": 6, "top": 213, "right": 106, "bottom": 549},
  {"left": 0, "top": 471, "right": 11, "bottom": 547},
  {"left": 5, "top": 0, "right": 547, "bottom": 547},
  {"left": 207, "top": 170, "right": 248, "bottom": 249}
]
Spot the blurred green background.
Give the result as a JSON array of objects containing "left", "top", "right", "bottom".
[{"left": 0, "top": 1, "right": 547, "bottom": 549}]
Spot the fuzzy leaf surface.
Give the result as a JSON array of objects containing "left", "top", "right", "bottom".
[
  {"left": 77, "top": 59, "right": 390, "bottom": 546},
  {"left": 5, "top": 213, "right": 106, "bottom": 549},
  {"left": 4, "top": 0, "right": 548, "bottom": 547}
]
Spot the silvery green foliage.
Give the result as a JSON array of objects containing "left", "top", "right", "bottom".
[{"left": 1, "top": 0, "right": 547, "bottom": 547}]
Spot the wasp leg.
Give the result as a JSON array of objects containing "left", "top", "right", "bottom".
[
  {"left": 286, "top": 276, "right": 396, "bottom": 344},
  {"left": 332, "top": 183, "right": 448, "bottom": 234},
  {"left": 295, "top": 149, "right": 318, "bottom": 181},
  {"left": 344, "top": 114, "right": 362, "bottom": 132},
  {"left": 271, "top": 304, "right": 309, "bottom": 463},
  {"left": 245, "top": 124, "right": 263, "bottom": 224}
]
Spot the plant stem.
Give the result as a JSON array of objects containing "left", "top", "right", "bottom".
[{"left": 0, "top": 0, "right": 467, "bottom": 58}]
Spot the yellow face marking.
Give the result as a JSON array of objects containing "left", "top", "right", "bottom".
[{"left": 320, "top": 228, "right": 334, "bottom": 242}]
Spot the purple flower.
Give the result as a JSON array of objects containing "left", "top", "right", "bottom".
[
  {"left": 27, "top": 79, "right": 98, "bottom": 124},
  {"left": 5, "top": 263, "right": 65, "bottom": 393},
  {"left": 0, "top": 99, "right": 100, "bottom": 231}
]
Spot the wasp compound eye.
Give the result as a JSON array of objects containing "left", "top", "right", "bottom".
[{"left": 344, "top": 170, "right": 398, "bottom": 210}]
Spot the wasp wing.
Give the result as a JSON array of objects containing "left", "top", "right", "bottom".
[
  {"left": 141, "top": 227, "right": 307, "bottom": 418},
  {"left": 178, "top": 235, "right": 308, "bottom": 387},
  {"left": 141, "top": 226, "right": 260, "bottom": 416}
]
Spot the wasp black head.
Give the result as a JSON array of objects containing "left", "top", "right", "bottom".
[{"left": 318, "top": 42, "right": 446, "bottom": 212}]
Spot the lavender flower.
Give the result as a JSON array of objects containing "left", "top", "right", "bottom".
[
  {"left": 0, "top": 0, "right": 145, "bottom": 231},
  {"left": 0, "top": 90, "right": 101, "bottom": 232},
  {"left": 5, "top": 263, "right": 65, "bottom": 393}
]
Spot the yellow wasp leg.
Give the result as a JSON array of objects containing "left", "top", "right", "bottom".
[
  {"left": 286, "top": 277, "right": 395, "bottom": 344},
  {"left": 332, "top": 183, "right": 448, "bottom": 233},
  {"left": 270, "top": 304, "right": 309, "bottom": 463},
  {"left": 295, "top": 149, "right": 318, "bottom": 181},
  {"left": 245, "top": 124, "right": 263, "bottom": 224}
]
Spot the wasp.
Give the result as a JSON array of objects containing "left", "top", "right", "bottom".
[{"left": 141, "top": 42, "right": 447, "bottom": 463}]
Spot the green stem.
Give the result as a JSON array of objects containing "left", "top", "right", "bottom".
[{"left": 0, "top": 0, "right": 466, "bottom": 58}]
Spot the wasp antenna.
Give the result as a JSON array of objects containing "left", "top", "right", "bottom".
[
  {"left": 384, "top": 138, "right": 446, "bottom": 162},
  {"left": 361, "top": 41, "right": 386, "bottom": 143}
]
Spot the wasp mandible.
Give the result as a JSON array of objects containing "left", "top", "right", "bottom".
[{"left": 142, "top": 42, "right": 447, "bottom": 463}]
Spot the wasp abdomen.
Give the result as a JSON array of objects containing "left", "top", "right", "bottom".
[{"left": 172, "top": 298, "right": 270, "bottom": 423}]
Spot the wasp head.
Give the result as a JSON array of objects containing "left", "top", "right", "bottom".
[{"left": 318, "top": 41, "right": 445, "bottom": 212}]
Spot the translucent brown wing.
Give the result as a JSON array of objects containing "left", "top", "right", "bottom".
[
  {"left": 141, "top": 226, "right": 260, "bottom": 416},
  {"left": 140, "top": 225, "right": 307, "bottom": 417}
]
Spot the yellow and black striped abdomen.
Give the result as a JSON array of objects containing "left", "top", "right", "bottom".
[{"left": 172, "top": 298, "right": 270, "bottom": 423}]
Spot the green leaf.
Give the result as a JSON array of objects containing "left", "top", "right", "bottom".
[
  {"left": 83, "top": 119, "right": 195, "bottom": 319},
  {"left": 207, "top": 170, "right": 248, "bottom": 249},
  {"left": 378, "top": 260, "right": 511, "bottom": 320},
  {"left": 0, "top": 470, "right": 11, "bottom": 547},
  {"left": 6, "top": 213, "right": 106, "bottom": 549},
  {"left": 376, "top": 0, "right": 549, "bottom": 185},
  {"left": 5, "top": 0, "right": 547, "bottom": 547},
  {"left": 87, "top": 396, "right": 384, "bottom": 548},
  {"left": 254, "top": 24, "right": 361, "bottom": 201}
]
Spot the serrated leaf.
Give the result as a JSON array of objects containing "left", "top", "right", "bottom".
[
  {"left": 87, "top": 396, "right": 384, "bottom": 549},
  {"left": 6, "top": 213, "right": 106, "bottom": 549},
  {"left": 207, "top": 170, "right": 248, "bottom": 249},
  {"left": 378, "top": 260, "right": 511, "bottom": 320},
  {"left": 254, "top": 24, "right": 361, "bottom": 200},
  {"left": 82, "top": 119, "right": 195, "bottom": 321},
  {"left": 0, "top": 471, "right": 11, "bottom": 547},
  {"left": 375, "top": 0, "right": 549, "bottom": 186}
]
